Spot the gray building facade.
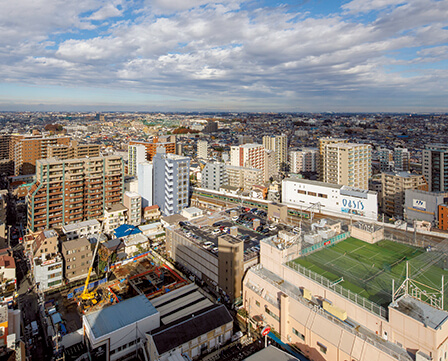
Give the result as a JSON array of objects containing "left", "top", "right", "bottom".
[
  {"left": 423, "top": 144, "right": 448, "bottom": 192},
  {"left": 153, "top": 148, "right": 190, "bottom": 216},
  {"left": 404, "top": 189, "right": 448, "bottom": 226},
  {"left": 201, "top": 162, "right": 228, "bottom": 191}
]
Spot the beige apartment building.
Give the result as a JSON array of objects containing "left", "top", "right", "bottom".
[
  {"left": 123, "top": 191, "right": 142, "bottom": 226},
  {"left": 381, "top": 171, "right": 428, "bottom": 217},
  {"left": 322, "top": 141, "right": 371, "bottom": 190},
  {"left": 318, "top": 138, "right": 348, "bottom": 180},
  {"left": 243, "top": 236, "right": 448, "bottom": 361},
  {"left": 27, "top": 155, "right": 124, "bottom": 232},
  {"left": 226, "top": 165, "right": 264, "bottom": 191},
  {"left": 263, "top": 134, "right": 287, "bottom": 172},
  {"left": 61, "top": 237, "right": 93, "bottom": 283},
  {"left": 47, "top": 141, "right": 100, "bottom": 160}
]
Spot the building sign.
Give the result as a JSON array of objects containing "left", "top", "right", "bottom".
[
  {"left": 413, "top": 199, "right": 426, "bottom": 211},
  {"left": 341, "top": 198, "right": 365, "bottom": 216}
]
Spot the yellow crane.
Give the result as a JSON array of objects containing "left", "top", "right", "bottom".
[{"left": 78, "top": 238, "right": 101, "bottom": 308}]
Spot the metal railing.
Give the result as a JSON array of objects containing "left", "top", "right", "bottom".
[{"left": 286, "top": 261, "right": 388, "bottom": 319}]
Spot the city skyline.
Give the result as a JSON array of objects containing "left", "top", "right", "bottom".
[{"left": 1, "top": 0, "right": 448, "bottom": 112}]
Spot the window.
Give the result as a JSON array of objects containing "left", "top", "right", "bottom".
[
  {"left": 255, "top": 301, "right": 260, "bottom": 307},
  {"left": 292, "top": 328, "right": 305, "bottom": 341},
  {"left": 317, "top": 342, "right": 327, "bottom": 354},
  {"left": 265, "top": 307, "right": 279, "bottom": 321}
]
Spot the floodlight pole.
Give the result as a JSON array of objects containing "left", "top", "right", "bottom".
[
  {"left": 406, "top": 261, "right": 409, "bottom": 296},
  {"left": 442, "top": 275, "right": 444, "bottom": 310},
  {"left": 392, "top": 279, "right": 395, "bottom": 303}
]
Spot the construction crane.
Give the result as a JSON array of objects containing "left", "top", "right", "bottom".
[{"left": 78, "top": 237, "right": 102, "bottom": 308}]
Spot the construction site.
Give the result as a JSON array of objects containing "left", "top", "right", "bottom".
[{"left": 43, "top": 255, "right": 189, "bottom": 353}]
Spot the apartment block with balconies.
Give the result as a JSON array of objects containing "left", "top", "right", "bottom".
[{"left": 27, "top": 155, "right": 124, "bottom": 232}]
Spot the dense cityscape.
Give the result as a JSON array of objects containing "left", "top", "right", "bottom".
[{"left": 0, "top": 111, "right": 446, "bottom": 361}]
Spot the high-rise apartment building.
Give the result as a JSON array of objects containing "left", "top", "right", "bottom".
[
  {"left": 153, "top": 148, "right": 190, "bottom": 216},
  {"left": 321, "top": 141, "right": 371, "bottom": 190},
  {"left": 230, "top": 143, "right": 268, "bottom": 181},
  {"left": 379, "top": 148, "right": 410, "bottom": 172},
  {"left": 423, "top": 144, "right": 448, "bottom": 192},
  {"left": 381, "top": 171, "right": 428, "bottom": 217},
  {"left": 128, "top": 144, "right": 147, "bottom": 176},
  {"left": 137, "top": 162, "right": 153, "bottom": 209},
  {"left": 263, "top": 134, "right": 287, "bottom": 172},
  {"left": 201, "top": 162, "right": 227, "bottom": 191},
  {"left": 27, "top": 155, "right": 124, "bottom": 232},
  {"left": 12, "top": 135, "right": 71, "bottom": 175},
  {"left": 129, "top": 136, "right": 176, "bottom": 162},
  {"left": 318, "top": 138, "right": 348, "bottom": 180},
  {"left": 289, "top": 148, "right": 318, "bottom": 174},
  {"left": 197, "top": 140, "right": 208, "bottom": 159}
]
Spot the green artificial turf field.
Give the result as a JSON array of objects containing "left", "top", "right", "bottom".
[{"left": 292, "top": 237, "right": 448, "bottom": 309}]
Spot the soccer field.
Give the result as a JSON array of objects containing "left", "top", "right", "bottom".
[{"left": 293, "top": 237, "right": 448, "bottom": 308}]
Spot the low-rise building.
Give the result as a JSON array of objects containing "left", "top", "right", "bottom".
[
  {"left": 103, "top": 203, "right": 127, "bottom": 235},
  {"left": 123, "top": 191, "right": 142, "bottom": 226},
  {"left": 83, "top": 295, "right": 160, "bottom": 361},
  {"left": 143, "top": 205, "right": 161, "bottom": 222},
  {"left": 62, "top": 219, "right": 101, "bottom": 241},
  {"left": 61, "top": 237, "right": 93, "bottom": 283}
]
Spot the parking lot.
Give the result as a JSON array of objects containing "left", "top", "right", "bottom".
[{"left": 178, "top": 207, "right": 296, "bottom": 259}]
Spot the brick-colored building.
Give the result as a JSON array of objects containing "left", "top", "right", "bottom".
[
  {"left": 27, "top": 155, "right": 124, "bottom": 232},
  {"left": 129, "top": 136, "right": 176, "bottom": 162},
  {"left": 61, "top": 237, "right": 93, "bottom": 283}
]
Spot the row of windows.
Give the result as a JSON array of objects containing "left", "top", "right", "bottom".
[{"left": 110, "top": 338, "right": 141, "bottom": 355}]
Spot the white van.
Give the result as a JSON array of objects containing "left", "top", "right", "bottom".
[{"left": 31, "top": 321, "right": 39, "bottom": 336}]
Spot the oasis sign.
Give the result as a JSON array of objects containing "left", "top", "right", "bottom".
[{"left": 341, "top": 198, "right": 365, "bottom": 216}]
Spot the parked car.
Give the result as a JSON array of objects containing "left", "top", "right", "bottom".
[
  {"left": 232, "top": 215, "right": 239, "bottom": 221},
  {"left": 212, "top": 229, "right": 221, "bottom": 235},
  {"left": 269, "top": 224, "right": 277, "bottom": 231}
]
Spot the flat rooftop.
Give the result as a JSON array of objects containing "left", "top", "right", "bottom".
[{"left": 393, "top": 295, "right": 448, "bottom": 330}]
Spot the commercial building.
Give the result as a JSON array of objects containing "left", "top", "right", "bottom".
[
  {"left": 166, "top": 223, "right": 259, "bottom": 302},
  {"left": 289, "top": 148, "right": 318, "bottom": 174},
  {"left": 143, "top": 205, "right": 161, "bottom": 222},
  {"left": 123, "top": 191, "right": 142, "bottom": 226},
  {"left": 226, "top": 165, "right": 264, "bottom": 191},
  {"left": 282, "top": 177, "right": 378, "bottom": 220},
  {"left": 153, "top": 148, "right": 190, "bottom": 216},
  {"left": 129, "top": 136, "right": 176, "bottom": 162},
  {"left": 83, "top": 295, "right": 160, "bottom": 361},
  {"left": 381, "top": 172, "right": 428, "bottom": 217},
  {"left": 322, "top": 141, "right": 372, "bottom": 190},
  {"left": 197, "top": 140, "right": 208, "bottom": 159},
  {"left": 404, "top": 189, "right": 448, "bottom": 226},
  {"left": 203, "top": 121, "right": 218, "bottom": 133},
  {"left": 128, "top": 143, "right": 147, "bottom": 176},
  {"left": 423, "top": 144, "right": 448, "bottom": 192},
  {"left": 243, "top": 233, "right": 448, "bottom": 361},
  {"left": 263, "top": 134, "right": 287, "bottom": 172},
  {"left": 201, "top": 162, "right": 228, "bottom": 191},
  {"left": 27, "top": 155, "right": 124, "bottom": 232},
  {"left": 137, "top": 162, "right": 153, "bottom": 208},
  {"left": 61, "top": 237, "right": 93, "bottom": 283}
]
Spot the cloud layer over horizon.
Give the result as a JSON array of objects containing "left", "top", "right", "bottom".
[{"left": 1, "top": 0, "right": 447, "bottom": 112}]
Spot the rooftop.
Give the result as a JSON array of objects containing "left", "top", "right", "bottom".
[
  {"left": 392, "top": 295, "right": 448, "bottom": 330},
  {"left": 243, "top": 345, "right": 301, "bottom": 361},
  {"left": 84, "top": 295, "right": 159, "bottom": 340},
  {"left": 284, "top": 177, "right": 342, "bottom": 190},
  {"left": 62, "top": 219, "right": 100, "bottom": 232},
  {"left": 114, "top": 224, "right": 142, "bottom": 238},
  {"left": 105, "top": 203, "right": 127, "bottom": 213},
  {"left": 62, "top": 237, "right": 91, "bottom": 251},
  {"left": 150, "top": 304, "right": 232, "bottom": 356}
]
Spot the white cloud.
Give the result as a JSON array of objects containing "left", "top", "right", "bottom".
[{"left": 0, "top": 0, "right": 447, "bottom": 110}]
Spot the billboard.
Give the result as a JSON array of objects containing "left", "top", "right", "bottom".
[{"left": 413, "top": 199, "right": 426, "bottom": 211}]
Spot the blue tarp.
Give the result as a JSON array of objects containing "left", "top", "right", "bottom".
[
  {"left": 267, "top": 332, "right": 310, "bottom": 361},
  {"left": 114, "top": 224, "right": 142, "bottom": 238}
]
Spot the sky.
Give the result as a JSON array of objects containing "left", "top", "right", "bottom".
[{"left": 0, "top": 0, "right": 447, "bottom": 112}]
